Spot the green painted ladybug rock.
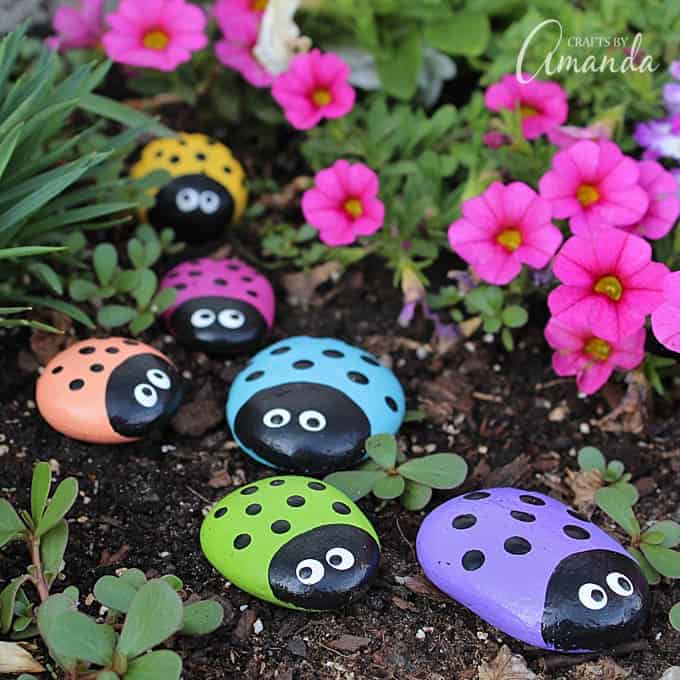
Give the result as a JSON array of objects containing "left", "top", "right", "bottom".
[{"left": 200, "top": 476, "right": 380, "bottom": 611}]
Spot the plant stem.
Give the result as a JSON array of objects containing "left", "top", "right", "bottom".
[{"left": 29, "top": 535, "right": 49, "bottom": 602}]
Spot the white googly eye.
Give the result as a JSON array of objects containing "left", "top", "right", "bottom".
[
  {"left": 199, "top": 190, "right": 220, "bottom": 214},
  {"left": 218, "top": 309, "right": 245, "bottom": 329},
  {"left": 296, "top": 559, "right": 324, "bottom": 585},
  {"left": 606, "top": 572, "right": 634, "bottom": 597},
  {"left": 299, "top": 410, "right": 326, "bottom": 432},
  {"left": 176, "top": 188, "right": 199, "bottom": 213},
  {"left": 146, "top": 369, "right": 171, "bottom": 390},
  {"left": 325, "top": 547, "right": 355, "bottom": 571},
  {"left": 134, "top": 383, "right": 158, "bottom": 408},
  {"left": 190, "top": 308, "right": 216, "bottom": 329},
  {"left": 263, "top": 408, "right": 291, "bottom": 428},
  {"left": 578, "top": 583, "right": 608, "bottom": 610}
]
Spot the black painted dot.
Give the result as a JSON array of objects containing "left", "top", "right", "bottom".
[
  {"left": 462, "top": 550, "right": 485, "bottom": 571},
  {"left": 293, "top": 360, "right": 314, "bottom": 369},
  {"left": 520, "top": 494, "right": 546, "bottom": 506},
  {"left": 245, "top": 504, "right": 261, "bottom": 515},
  {"left": 140, "top": 386, "right": 153, "bottom": 397},
  {"left": 308, "top": 482, "right": 325, "bottom": 490},
  {"left": 361, "top": 355, "right": 380, "bottom": 366},
  {"left": 329, "top": 554, "right": 342, "bottom": 566},
  {"left": 224, "top": 165, "right": 232, "bottom": 174},
  {"left": 332, "top": 502, "right": 350, "bottom": 515},
  {"left": 214, "top": 278, "right": 227, "bottom": 285},
  {"left": 564, "top": 525, "right": 590, "bottom": 540},
  {"left": 214, "top": 507, "right": 227, "bottom": 518},
  {"left": 270, "top": 479, "right": 285, "bottom": 486},
  {"left": 168, "top": 272, "right": 179, "bottom": 278},
  {"left": 592, "top": 589, "right": 605, "bottom": 603},
  {"left": 504, "top": 536, "right": 532, "bottom": 555},
  {"left": 240, "top": 486, "right": 258, "bottom": 495},
  {"left": 51, "top": 366, "right": 63, "bottom": 374},
  {"left": 246, "top": 290, "right": 258, "bottom": 297},
  {"left": 385, "top": 396, "right": 398, "bottom": 412},
  {"left": 452, "top": 514, "right": 477, "bottom": 529},
  {"left": 242, "top": 276, "right": 254, "bottom": 282},
  {"left": 271, "top": 520, "right": 290, "bottom": 534},
  {"left": 79, "top": 346, "right": 95, "bottom": 354},
  {"left": 323, "top": 349, "right": 344, "bottom": 358},
  {"left": 567, "top": 509, "right": 588, "bottom": 522},
  {"left": 234, "top": 534, "right": 251, "bottom": 549},
  {"left": 511, "top": 510, "right": 536, "bottom": 523},
  {"left": 299, "top": 566, "right": 312, "bottom": 579},
  {"left": 176, "top": 284, "right": 187, "bottom": 290},
  {"left": 170, "top": 155, "right": 180, "bottom": 163},
  {"left": 271, "top": 346, "right": 290, "bottom": 355},
  {"left": 227, "top": 264, "right": 240, "bottom": 271},
  {"left": 123, "top": 340, "right": 139, "bottom": 345},
  {"left": 464, "top": 492, "right": 490, "bottom": 500},
  {"left": 155, "top": 150, "right": 163, "bottom": 158},
  {"left": 196, "top": 152, "right": 206, "bottom": 161},
  {"left": 90, "top": 364, "right": 104, "bottom": 373},
  {"left": 347, "top": 371, "right": 369, "bottom": 385},
  {"left": 189, "top": 271, "right": 202, "bottom": 277},
  {"left": 287, "top": 495, "right": 305, "bottom": 507},
  {"left": 69, "top": 379, "right": 84, "bottom": 391},
  {"left": 179, "top": 139, "right": 187, "bottom": 146},
  {"left": 106, "top": 347, "right": 119, "bottom": 354},
  {"left": 245, "top": 371, "right": 264, "bottom": 382}
]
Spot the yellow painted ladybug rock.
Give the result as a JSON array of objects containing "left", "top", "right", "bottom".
[{"left": 130, "top": 132, "right": 248, "bottom": 243}]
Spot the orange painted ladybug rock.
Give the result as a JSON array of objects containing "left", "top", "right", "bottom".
[{"left": 36, "top": 338, "right": 184, "bottom": 444}]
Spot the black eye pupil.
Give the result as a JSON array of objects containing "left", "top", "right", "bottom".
[
  {"left": 307, "top": 418, "right": 319, "bottom": 428},
  {"left": 299, "top": 567, "right": 312, "bottom": 579},
  {"left": 593, "top": 590, "right": 604, "bottom": 602},
  {"left": 329, "top": 555, "right": 342, "bottom": 566},
  {"left": 619, "top": 577, "right": 630, "bottom": 590},
  {"left": 271, "top": 415, "right": 283, "bottom": 425},
  {"left": 142, "top": 387, "right": 152, "bottom": 396}
]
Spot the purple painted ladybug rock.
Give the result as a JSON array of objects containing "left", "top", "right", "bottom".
[
  {"left": 160, "top": 257, "right": 275, "bottom": 356},
  {"left": 416, "top": 488, "right": 650, "bottom": 653}
]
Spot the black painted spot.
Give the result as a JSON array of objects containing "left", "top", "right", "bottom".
[
  {"left": 52, "top": 366, "right": 63, "bottom": 374},
  {"left": 214, "top": 507, "right": 227, "bottom": 518},
  {"left": 308, "top": 482, "right": 325, "bottom": 490},
  {"left": 189, "top": 270, "right": 201, "bottom": 277},
  {"left": 224, "top": 165, "right": 232, "bottom": 173},
  {"left": 333, "top": 501, "right": 350, "bottom": 515},
  {"left": 452, "top": 514, "right": 477, "bottom": 529},
  {"left": 179, "top": 139, "right": 187, "bottom": 145},
  {"left": 155, "top": 150, "right": 163, "bottom": 158},
  {"left": 90, "top": 364, "right": 104, "bottom": 373},
  {"left": 214, "top": 278, "right": 227, "bottom": 285},
  {"left": 170, "top": 155, "right": 180, "bottom": 163},
  {"left": 123, "top": 340, "right": 139, "bottom": 345},
  {"left": 246, "top": 371, "right": 264, "bottom": 382},
  {"left": 196, "top": 152, "right": 206, "bottom": 161},
  {"left": 361, "top": 355, "right": 380, "bottom": 366},
  {"left": 511, "top": 510, "right": 536, "bottom": 522},
  {"left": 347, "top": 371, "right": 369, "bottom": 385},
  {"left": 464, "top": 492, "right": 490, "bottom": 500},
  {"left": 246, "top": 290, "right": 258, "bottom": 297},
  {"left": 462, "top": 550, "right": 485, "bottom": 571},
  {"left": 270, "top": 479, "right": 285, "bottom": 486},
  {"left": 246, "top": 504, "right": 261, "bottom": 515},
  {"left": 323, "top": 349, "right": 344, "bottom": 358},
  {"left": 227, "top": 264, "right": 240, "bottom": 271},
  {"left": 287, "top": 495, "right": 305, "bottom": 507},
  {"left": 564, "top": 524, "right": 590, "bottom": 540},
  {"left": 79, "top": 346, "right": 95, "bottom": 354},
  {"left": 69, "top": 379, "right": 84, "bottom": 391},
  {"left": 271, "top": 520, "right": 291, "bottom": 534},
  {"left": 504, "top": 536, "right": 532, "bottom": 555},
  {"left": 234, "top": 533, "right": 251, "bottom": 549},
  {"left": 271, "top": 346, "right": 290, "bottom": 355},
  {"left": 241, "top": 486, "right": 258, "bottom": 495},
  {"left": 385, "top": 396, "right": 398, "bottom": 412},
  {"left": 293, "top": 360, "right": 314, "bottom": 369},
  {"left": 520, "top": 494, "right": 546, "bottom": 506},
  {"left": 242, "top": 276, "right": 254, "bottom": 282},
  {"left": 176, "top": 283, "right": 187, "bottom": 290},
  {"left": 106, "top": 347, "right": 119, "bottom": 354}
]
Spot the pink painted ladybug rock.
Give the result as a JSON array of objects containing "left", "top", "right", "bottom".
[
  {"left": 36, "top": 338, "right": 184, "bottom": 444},
  {"left": 160, "top": 257, "right": 275, "bottom": 355}
]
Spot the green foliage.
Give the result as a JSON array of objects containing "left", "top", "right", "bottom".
[
  {"left": 577, "top": 446, "right": 639, "bottom": 506},
  {"left": 325, "top": 433, "right": 467, "bottom": 511}
]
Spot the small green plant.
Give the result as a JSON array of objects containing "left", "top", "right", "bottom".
[
  {"left": 577, "top": 446, "right": 639, "bottom": 506},
  {"left": 325, "top": 434, "right": 468, "bottom": 511},
  {"left": 0, "top": 462, "right": 223, "bottom": 679},
  {"left": 68, "top": 225, "right": 183, "bottom": 336}
]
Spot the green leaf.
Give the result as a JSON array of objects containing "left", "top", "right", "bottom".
[
  {"left": 119, "top": 569, "right": 147, "bottom": 588},
  {"left": 501, "top": 327, "right": 514, "bottom": 352},
  {"left": 40, "top": 519, "right": 69, "bottom": 579},
  {"left": 609, "top": 481, "right": 639, "bottom": 507},
  {"left": 69, "top": 278, "right": 100, "bottom": 302},
  {"left": 98, "top": 305, "right": 136, "bottom": 328},
  {"left": 124, "top": 650, "right": 182, "bottom": 680},
  {"left": 372, "top": 474, "right": 405, "bottom": 500},
  {"left": 424, "top": 10, "right": 490, "bottom": 56},
  {"left": 160, "top": 575, "right": 183, "bottom": 591},
  {"left": 670, "top": 602, "right": 680, "bottom": 631},
  {"left": 595, "top": 486, "right": 640, "bottom": 536},
  {"left": 501, "top": 305, "right": 528, "bottom": 329},
  {"left": 365, "top": 434, "right": 397, "bottom": 469},
  {"left": 37, "top": 594, "right": 78, "bottom": 671},
  {"left": 36, "top": 477, "right": 78, "bottom": 537},
  {"left": 114, "top": 270, "right": 140, "bottom": 293},
  {"left": 605, "top": 460, "right": 625, "bottom": 481},
  {"left": 27, "top": 262, "right": 63, "bottom": 295},
  {"left": 94, "top": 575, "right": 138, "bottom": 614},
  {"left": 400, "top": 480, "right": 433, "bottom": 511},
  {"left": 94, "top": 243, "right": 118, "bottom": 286},
  {"left": 398, "top": 453, "right": 468, "bottom": 490},
  {"left": 117, "top": 580, "right": 183, "bottom": 659},
  {"left": 324, "top": 470, "right": 387, "bottom": 501},
  {"left": 180, "top": 601, "right": 224, "bottom": 636},
  {"left": 97, "top": 672, "right": 119, "bottom": 680},
  {"left": 127, "top": 238, "right": 146, "bottom": 269},
  {"left": 0, "top": 499, "right": 25, "bottom": 548},
  {"left": 0, "top": 575, "right": 29, "bottom": 633},
  {"left": 577, "top": 446, "right": 606, "bottom": 472},
  {"left": 151, "top": 287, "right": 177, "bottom": 314},
  {"left": 18, "top": 675, "right": 39, "bottom": 680},
  {"left": 375, "top": 33, "right": 422, "bottom": 100},
  {"left": 31, "top": 461, "right": 51, "bottom": 526},
  {"left": 641, "top": 530, "right": 665, "bottom": 545},
  {"left": 80, "top": 93, "right": 173, "bottom": 136},
  {"left": 12, "top": 295, "right": 95, "bottom": 328},
  {"left": 129, "top": 312, "right": 155, "bottom": 336},
  {"left": 0, "top": 245, "right": 64, "bottom": 259},
  {"left": 48, "top": 610, "right": 115, "bottom": 666},
  {"left": 628, "top": 547, "right": 661, "bottom": 585},
  {"left": 0, "top": 123, "right": 23, "bottom": 181},
  {"left": 640, "top": 543, "right": 680, "bottom": 578},
  {"left": 133, "top": 269, "right": 157, "bottom": 309},
  {"left": 647, "top": 521, "right": 680, "bottom": 548}
]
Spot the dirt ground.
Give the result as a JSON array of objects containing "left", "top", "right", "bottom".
[{"left": 1, "top": 258, "right": 680, "bottom": 680}]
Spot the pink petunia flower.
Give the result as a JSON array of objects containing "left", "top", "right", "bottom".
[
  {"left": 102, "top": 0, "right": 207, "bottom": 72},
  {"left": 651, "top": 271, "right": 680, "bottom": 352},
  {"left": 214, "top": 0, "right": 269, "bottom": 21},
  {"left": 46, "top": 0, "right": 106, "bottom": 51},
  {"left": 545, "top": 316, "right": 645, "bottom": 394},
  {"left": 272, "top": 49, "right": 356, "bottom": 130},
  {"left": 301, "top": 160, "right": 384, "bottom": 246},
  {"left": 620, "top": 161, "right": 680, "bottom": 240},
  {"left": 448, "top": 181, "right": 563, "bottom": 285},
  {"left": 484, "top": 73, "right": 568, "bottom": 140},
  {"left": 539, "top": 140, "right": 649, "bottom": 235},
  {"left": 547, "top": 122, "right": 612, "bottom": 149},
  {"left": 549, "top": 230, "right": 668, "bottom": 343},
  {"left": 214, "top": 6, "right": 273, "bottom": 87}
]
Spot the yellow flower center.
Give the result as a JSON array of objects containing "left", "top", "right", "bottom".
[
  {"left": 519, "top": 104, "right": 538, "bottom": 118},
  {"left": 252, "top": 0, "right": 268, "bottom": 9},
  {"left": 584, "top": 337, "right": 612, "bottom": 362},
  {"left": 577, "top": 184, "right": 600, "bottom": 207},
  {"left": 594, "top": 275, "right": 623, "bottom": 301},
  {"left": 344, "top": 198, "right": 363, "bottom": 219},
  {"left": 312, "top": 88, "right": 332, "bottom": 107},
  {"left": 143, "top": 30, "right": 169, "bottom": 50},
  {"left": 496, "top": 228, "right": 522, "bottom": 252}
]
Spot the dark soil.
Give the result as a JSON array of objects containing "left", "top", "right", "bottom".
[{"left": 1, "top": 260, "right": 680, "bottom": 680}]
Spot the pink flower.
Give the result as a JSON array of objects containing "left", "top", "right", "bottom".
[
  {"left": 652, "top": 271, "right": 680, "bottom": 352},
  {"left": 620, "top": 161, "right": 680, "bottom": 240},
  {"left": 214, "top": 7, "right": 273, "bottom": 87},
  {"left": 545, "top": 317, "right": 645, "bottom": 394},
  {"left": 484, "top": 74, "right": 568, "bottom": 140},
  {"left": 301, "top": 160, "right": 384, "bottom": 246},
  {"left": 46, "top": 0, "right": 106, "bottom": 51},
  {"left": 547, "top": 122, "right": 612, "bottom": 149},
  {"left": 539, "top": 140, "right": 649, "bottom": 235},
  {"left": 214, "top": 0, "right": 268, "bottom": 21},
  {"left": 448, "top": 181, "right": 562, "bottom": 285},
  {"left": 549, "top": 230, "right": 668, "bottom": 343},
  {"left": 102, "top": 0, "right": 207, "bottom": 72},
  {"left": 272, "top": 49, "right": 355, "bottom": 130}
]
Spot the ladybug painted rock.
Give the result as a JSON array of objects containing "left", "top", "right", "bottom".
[
  {"left": 130, "top": 132, "right": 247, "bottom": 243},
  {"left": 416, "top": 488, "right": 651, "bottom": 652},
  {"left": 36, "top": 338, "right": 184, "bottom": 444},
  {"left": 159, "top": 257, "right": 274, "bottom": 355},
  {"left": 200, "top": 476, "right": 380, "bottom": 610},
  {"left": 226, "top": 336, "right": 405, "bottom": 474}
]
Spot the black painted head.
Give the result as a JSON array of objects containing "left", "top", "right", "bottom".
[
  {"left": 542, "top": 549, "right": 650, "bottom": 651},
  {"left": 233, "top": 382, "right": 371, "bottom": 473},
  {"left": 148, "top": 174, "right": 234, "bottom": 243},
  {"left": 105, "top": 354, "right": 184, "bottom": 438},
  {"left": 268, "top": 523, "right": 380, "bottom": 610},
  {"left": 170, "top": 296, "right": 266, "bottom": 356}
]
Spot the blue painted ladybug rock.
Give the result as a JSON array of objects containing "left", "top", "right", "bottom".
[
  {"left": 416, "top": 488, "right": 650, "bottom": 653},
  {"left": 200, "top": 476, "right": 380, "bottom": 611},
  {"left": 226, "top": 336, "right": 405, "bottom": 474}
]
